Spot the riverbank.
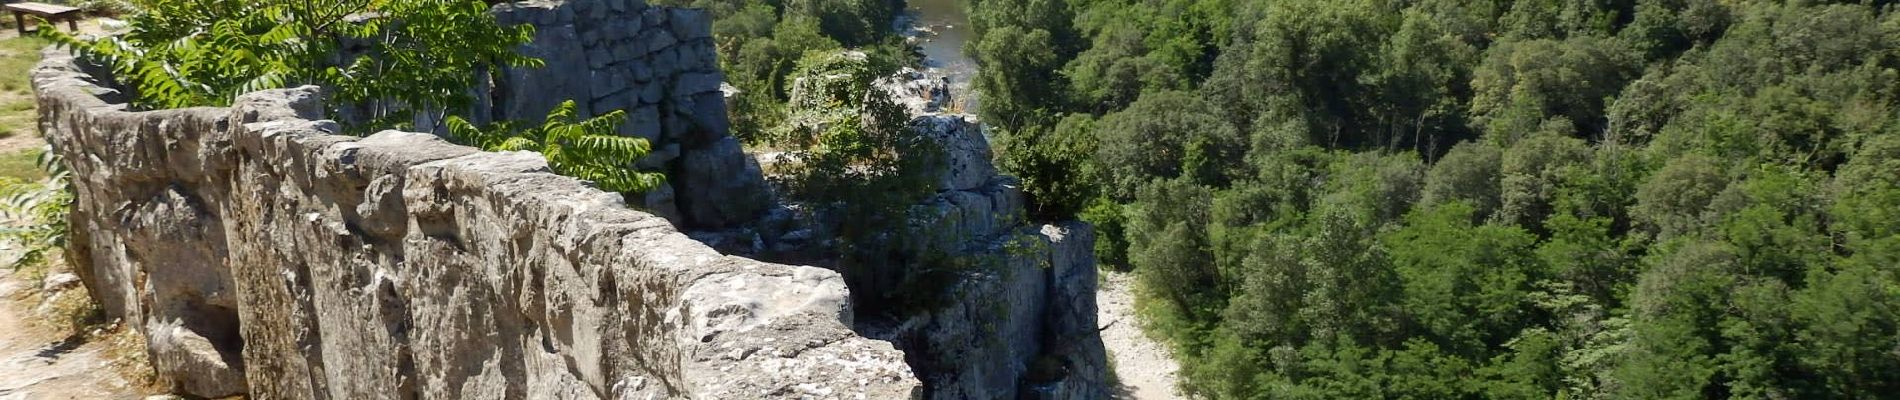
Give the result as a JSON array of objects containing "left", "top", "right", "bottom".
[{"left": 895, "top": 0, "right": 978, "bottom": 113}]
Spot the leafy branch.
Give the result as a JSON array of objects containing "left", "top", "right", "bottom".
[{"left": 446, "top": 100, "right": 664, "bottom": 193}]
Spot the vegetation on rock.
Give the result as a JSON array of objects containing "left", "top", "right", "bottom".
[
  {"left": 42, "top": 0, "right": 678, "bottom": 196},
  {"left": 447, "top": 100, "right": 665, "bottom": 193}
]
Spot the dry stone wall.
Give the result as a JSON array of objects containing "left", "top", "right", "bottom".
[
  {"left": 33, "top": 49, "right": 919, "bottom": 399},
  {"left": 485, "top": 0, "right": 769, "bottom": 229}
]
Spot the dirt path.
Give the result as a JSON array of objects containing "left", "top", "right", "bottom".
[
  {"left": 0, "top": 258, "right": 143, "bottom": 400},
  {"left": 1099, "top": 270, "right": 1186, "bottom": 400}
]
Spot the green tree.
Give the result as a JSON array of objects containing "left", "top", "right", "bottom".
[
  {"left": 1094, "top": 90, "right": 1244, "bottom": 200},
  {"left": 783, "top": 0, "right": 891, "bottom": 46},
  {"left": 1495, "top": 131, "right": 1591, "bottom": 231},
  {"left": 48, "top": 0, "right": 539, "bottom": 130},
  {"left": 1421, "top": 140, "right": 1503, "bottom": 220},
  {"left": 996, "top": 113, "right": 1101, "bottom": 219},
  {"left": 768, "top": 50, "right": 941, "bottom": 306},
  {"left": 1468, "top": 36, "right": 1640, "bottom": 141},
  {"left": 1614, "top": 239, "right": 1740, "bottom": 399},
  {"left": 1383, "top": 202, "right": 1541, "bottom": 356},
  {"left": 1632, "top": 154, "right": 1729, "bottom": 239},
  {"left": 1128, "top": 178, "right": 1218, "bottom": 317},
  {"left": 970, "top": 25, "right": 1065, "bottom": 130}
]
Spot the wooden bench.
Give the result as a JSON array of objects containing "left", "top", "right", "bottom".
[{"left": 5, "top": 2, "right": 79, "bottom": 36}]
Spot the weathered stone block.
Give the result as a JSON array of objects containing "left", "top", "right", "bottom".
[
  {"left": 618, "top": 104, "right": 663, "bottom": 142},
  {"left": 35, "top": 39, "right": 917, "bottom": 399},
  {"left": 638, "top": 81, "right": 664, "bottom": 104},
  {"left": 644, "top": 28, "right": 677, "bottom": 55},
  {"left": 670, "top": 8, "right": 711, "bottom": 40},
  {"left": 672, "top": 136, "right": 769, "bottom": 227},
  {"left": 629, "top": 58, "right": 654, "bottom": 82}
]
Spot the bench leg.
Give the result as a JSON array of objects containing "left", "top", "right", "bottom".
[
  {"left": 65, "top": 18, "right": 74, "bottom": 31},
  {"left": 13, "top": 13, "right": 23, "bottom": 37}
]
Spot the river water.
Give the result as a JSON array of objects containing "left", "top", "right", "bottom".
[{"left": 900, "top": 0, "right": 979, "bottom": 113}]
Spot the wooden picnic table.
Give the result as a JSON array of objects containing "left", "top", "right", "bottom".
[{"left": 5, "top": 2, "right": 79, "bottom": 36}]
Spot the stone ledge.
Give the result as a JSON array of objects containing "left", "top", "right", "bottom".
[{"left": 32, "top": 47, "right": 919, "bottom": 399}]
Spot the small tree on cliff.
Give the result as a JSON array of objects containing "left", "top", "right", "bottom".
[{"left": 769, "top": 50, "right": 944, "bottom": 309}]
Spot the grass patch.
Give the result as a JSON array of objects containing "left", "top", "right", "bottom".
[
  {"left": 0, "top": 148, "right": 45, "bottom": 181},
  {"left": 0, "top": 36, "right": 48, "bottom": 94},
  {"left": 0, "top": 36, "right": 50, "bottom": 139}
]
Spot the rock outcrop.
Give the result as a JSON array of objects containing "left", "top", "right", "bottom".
[
  {"left": 880, "top": 114, "right": 1109, "bottom": 400},
  {"left": 34, "top": 47, "right": 918, "bottom": 400},
  {"left": 863, "top": 71, "right": 1110, "bottom": 400}
]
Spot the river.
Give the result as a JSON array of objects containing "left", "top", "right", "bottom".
[{"left": 900, "top": 0, "right": 979, "bottom": 113}]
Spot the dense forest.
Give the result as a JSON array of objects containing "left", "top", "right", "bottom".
[{"left": 967, "top": 0, "right": 1900, "bottom": 398}]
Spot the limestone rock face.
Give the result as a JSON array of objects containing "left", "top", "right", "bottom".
[
  {"left": 873, "top": 68, "right": 953, "bottom": 115},
  {"left": 911, "top": 114, "right": 995, "bottom": 192},
  {"left": 673, "top": 136, "right": 770, "bottom": 228},
  {"left": 863, "top": 95, "right": 1110, "bottom": 400},
  {"left": 34, "top": 48, "right": 918, "bottom": 399}
]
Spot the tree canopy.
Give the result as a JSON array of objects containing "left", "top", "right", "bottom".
[{"left": 970, "top": 0, "right": 1900, "bottom": 397}]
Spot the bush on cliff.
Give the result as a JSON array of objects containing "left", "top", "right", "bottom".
[{"left": 768, "top": 50, "right": 944, "bottom": 309}]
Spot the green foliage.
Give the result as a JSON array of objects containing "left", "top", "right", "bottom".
[
  {"left": 765, "top": 50, "right": 943, "bottom": 309},
  {"left": 781, "top": 0, "right": 891, "bottom": 46},
  {"left": 446, "top": 100, "right": 662, "bottom": 193},
  {"left": 768, "top": 50, "right": 935, "bottom": 207},
  {"left": 1632, "top": 153, "right": 1728, "bottom": 239},
  {"left": 970, "top": 0, "right": 1900, "bottom": 397},
  {"left": 1420, "top": 141, "right": 1503, "bottom": 219},
  {"left": 970, "top": 25, "right": 1065, "bottom": 129},
  {"left": 1126, "top": 178, "right": 1217, "bottom": 318},
  {"left": 654, "top": 0, "right": 904, "bottom": 143},
  {"left": 44, "top": 0, "right": 539, "bottom": 131},
  {"left": 1093, "top": 90, "right": 1242, "bottom": 199},
  {"left": 997, "top": 113, "right": 1100, "bottom": 218},
  {"left": 0, "top": 148, "right": 71, "bottom": 272},
  {"left": 1384, "top": 202, "right": 1541, "bottom": 356}
]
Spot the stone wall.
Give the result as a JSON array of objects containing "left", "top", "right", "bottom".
[
  {"left": 486, "top": 0, "right": 769, "bottom": 229},
  {"left": 32, "top": 49, "right": 918, "bottom": 399}
]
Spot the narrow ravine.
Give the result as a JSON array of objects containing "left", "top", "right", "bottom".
[
  {"left": 1097, "top": 271, "right": 1185, "bottom": 400},
  {"left": 896, "top": 2, "right": 1187, "bottom": 398}
]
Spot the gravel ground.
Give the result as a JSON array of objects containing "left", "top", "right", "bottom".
[{"left": 1099, "top": 270, "right": 1186, "bottom": 400}]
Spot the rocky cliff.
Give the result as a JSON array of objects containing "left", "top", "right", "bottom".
[
  {"left": 33, "top": 49, "right": 918, "bottom": 399},
  {"left": 734, "top": 65, "right": 1110, "bottom": 400},
  {"left": 876, "top": 114, "right": 1109, "bottom": 400}
]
